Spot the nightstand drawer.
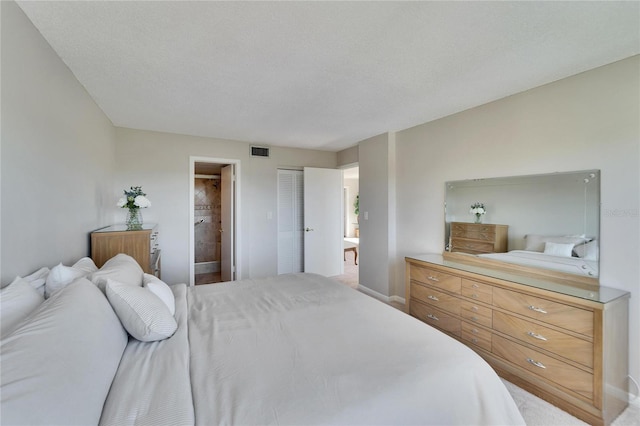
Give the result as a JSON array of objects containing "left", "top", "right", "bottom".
[{"left": 451, "top": 239, "right": 495, "bottom": 254}]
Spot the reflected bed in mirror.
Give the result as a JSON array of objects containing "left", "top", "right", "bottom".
[{"left": 445, "top": 170, "right": 600, "bottom": 280}]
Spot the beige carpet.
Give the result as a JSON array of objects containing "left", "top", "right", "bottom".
[{"left": 330, "top": 258, "right": 640, "bottom": 426}]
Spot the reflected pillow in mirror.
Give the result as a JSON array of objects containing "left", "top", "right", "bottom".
[
  {"left": 573, "top": 239, "right": 599, "bottom": 261},
  {"left": 524, "top": 234, "right": 587, "bottom": 252},
  {"left": 543, "top": 242, "right": 575, "bottom": 257}
]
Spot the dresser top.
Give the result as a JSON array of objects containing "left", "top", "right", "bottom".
[
  {"left": 92, "top": 223, "right": 157, "bottom": 233},
  {"left": 406, "top": 253, "right": 628, "bottom": 304}
]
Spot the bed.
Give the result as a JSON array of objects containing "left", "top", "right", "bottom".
[{"left": 1, "top": 254, "right": 525, "bottom": 425}]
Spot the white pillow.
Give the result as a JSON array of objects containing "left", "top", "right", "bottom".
[
  {"left": 0, "top": 278, "right": 127, "bottom": 425},
  {"left": 90, "top": 253, "right": 144, "bottom": 292},
  {"left": 143, "top": 273, "right": 175, "bottom": 315},
  {"left": 543, "top": 242, "right": 575, "bottom": 257},
  {"left": 106, "top": 278, "right": 177, "bottom": 342},
  {"left": 72, "top": 257, "right": 98, "bottom": 275},
  {"left": 574, "top": 239, "right": 599, "bottom": 261},
  {"left": 0, "top": 277, "right": 45, "bottom": 338},
  {"left": 45, "top": 259, "right": 96, "bottom": 298},
  {"left": 23, "top": 267, "right": 50, "bottom": 297},
  {"left": 524, "top": 234, "right": 588, "bottom": 252}
]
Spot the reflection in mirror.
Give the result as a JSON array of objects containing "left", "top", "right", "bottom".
[{"left": 445, "top": 170, "right": 600, "bottom": 279}]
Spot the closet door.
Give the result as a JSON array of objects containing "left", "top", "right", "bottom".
[{"left": 277, "top": 170, "right": 304, "bottom": 274}]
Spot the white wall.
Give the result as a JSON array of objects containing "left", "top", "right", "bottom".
[
  {"left": 392, "top": 56, "right": 639, "bottom": 392},
  {"left": 114, "top": 127, "right": 336, "bottom": 285},
  {"left": 1, "top": 1, "right": 115, "bottom": 284}
]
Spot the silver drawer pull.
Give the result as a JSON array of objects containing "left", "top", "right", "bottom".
[
  {"left": 471, "top": 316, "right": 479, "bottom": 322},
  {"left": 427, "top": 275, "right": 439, "bottom": 282},
  {"left": 471, "top": 338, "right": 478, "bottom": 344},
  {"left": 471, "top": 293, "right": 479, "bottom": 299},
  {"left": 527, "top": 358, "right": 546, "bottom": 369},
  {"left": 527, "top": 331, "right": 548, "bottom": 341},
  {"left": 528, "top": 305, "right": 548, "bottom": 314},
  {"left": 427, "top": 314, "right": 439, "bottom": 321},
  {"left": 471, "top": 283, "right": 480, "bottom": 289},
  {"left": 471, "top": 306, "right": 479, "bottom": 312},
  {"left": 427, "top": 295, "right": 439, "bottom": 301},
  {"left": 471, "top": 328, "right": 479, "bottom": 335}
]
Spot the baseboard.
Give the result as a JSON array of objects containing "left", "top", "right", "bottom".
[
  {"left": 390, "top": 295, "right": 406, "bottom": 305},
  {"left": 356, "top": 285, "right": 405, "bottom": 306},
  {"left": 356, "top": 285, "right": 390, "bottom": 303}
]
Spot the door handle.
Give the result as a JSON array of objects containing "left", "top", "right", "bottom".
[{"left": 305, "top": 227, "right": 314, "bottom": 232}]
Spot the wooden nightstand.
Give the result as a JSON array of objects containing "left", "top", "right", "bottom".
[
  {"left": 449, "top": 222, "right": 508, "bottom": 254},
  {"left": 91, "top": 224, "right": 161, "bottom": 277}
]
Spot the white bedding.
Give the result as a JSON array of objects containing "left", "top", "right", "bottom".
[
  {"left": 187, "top": 273, "right": 524, "bottom": 425},
  {"left": 100, "top": 284, "right": 194, "bottom": 425},
  {"left": 479, "top": 250, "right": 598, "bottom": 277}
]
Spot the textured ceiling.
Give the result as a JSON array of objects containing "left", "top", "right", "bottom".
[{"left": 16, "top": 1, "right": 640, "bottom": 152}]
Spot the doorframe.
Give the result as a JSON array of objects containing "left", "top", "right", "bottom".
[{"left": 189, "top": 156, "right": 242, "bottom": 286}]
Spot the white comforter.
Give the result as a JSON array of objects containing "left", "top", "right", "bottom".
[
  {"left": 187, "top": 273, "right": 524, "bottom": 425},
  {"left": 479, "top": 250, "right": 598, "bottom": 277}
]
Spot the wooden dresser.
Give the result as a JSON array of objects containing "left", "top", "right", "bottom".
[
  {"left": 91, "top": 224, "right": 161, "bottom": 277},
  {"left": 449, "top": 222, "right": 508, "bottom": 254},
  {"left": 405, "top": 254, "right": 629, "bottom": 426}
]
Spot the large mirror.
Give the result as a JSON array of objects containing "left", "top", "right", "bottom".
[{"left": 445, "top": 170, "right": 600, "bottom": 279}]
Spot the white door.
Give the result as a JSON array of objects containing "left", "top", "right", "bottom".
[
  {"left": 303, "top": 167, "right": 343, "bottom": 276},
  {"left": 221, "top": 164, "right": 235, "bottom": 281},
  {"left": 277, "top": 170, "right": 304, "bottom": 274}
]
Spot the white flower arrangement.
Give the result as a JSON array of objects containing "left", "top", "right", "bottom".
[
  {"left": 117, "top": 186, "right": 151, "bottom": 210},
  {"left": 469, "top": 202, "right": 486, "bottom": 216}
]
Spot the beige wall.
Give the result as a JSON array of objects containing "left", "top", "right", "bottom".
[
  {"left": 390, "top": 56, "right": 639, "bottom": 391},
  {"left": 114, "top": 127, "right": 337, "bottom": 284},
  {"left": 1, "top": 1, "right": 116, "bottom": 284}
]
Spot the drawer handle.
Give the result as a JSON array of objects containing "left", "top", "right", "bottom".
[
  {"left": 427, "top": 295, "right": 439, "bottom": 301},
  {"left": 427, "top": 275, "right": 439, "bottom": 282},
  {"left": 427, "top": 314, "right": 439, "bottom": 321},
  {"left": 471, "top": 283, "right": 480, "bottom": 289},
  {"left": 528, "top": 305, "right": 548, "bottom": 314},
  {"left": 471, "top": 338, "right": 478, "bottom": 344},
  {"left": 527, "top": 331, "right": 548, "bottom": 341},
  {"left": 471, "top": 316, "right": 479, "bottom": 322},
  {"left": 471, "top": 328, "right": 479, "bottom": 335},
  {"left": 471, "top": 293, "right": 479, "bottom": 299},
  {"left": 471, "top": 306, "right": 479, "bottom": 312},
  {"left": 527, "top": 358, "right": 546, "bottom": 369}
]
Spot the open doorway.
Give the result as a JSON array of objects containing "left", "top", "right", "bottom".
[
  {"left": 335, "top": 165, "right": 359, "bottom": 288},
  {"left": 189, "top": 157, "right": 240, "bottom": 286}
]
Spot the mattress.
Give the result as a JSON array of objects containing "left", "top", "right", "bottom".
[{"left": 187, "top": 273, "right": 525, "bottom": 425}]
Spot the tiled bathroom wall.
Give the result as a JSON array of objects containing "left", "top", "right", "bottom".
[{"left": 194, "top": 177, "right": 221, "bottom": 264}]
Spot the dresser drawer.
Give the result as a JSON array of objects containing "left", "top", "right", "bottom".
[
  {"left": 410, "top": 265, "right": 461, "bottom": 293},
  {"left": 410, "top": 282, "right": 460, "bottom": 315},
  {"left": 461, "top": 279, "right": 493, "bottom": 304},
  {"left": 492, "top": 335, "right": 593, "bottom": 401},
  {"left": 410, "top": 302, "right": 461, "bottom": 337},
  {"left": 460, "top": 300, "right": 492, "bottom": 328},
  {"left": 451, "top": 228, "right": 496, "bottom": 241},
  {"left": 451, "top": 239, "right": 495, "bottom": 254},
  {"left": 493, "top": 287, "right": 594, "bottom": 337},
  {"left": 461, "top": 321, "right": 492, "bottom": 352},
  {"left": 493, "top": 311, "right": 593, "bottom": 368}
]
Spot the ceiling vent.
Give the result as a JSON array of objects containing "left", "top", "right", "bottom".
[{"left": 251, "top": 146, "right": 270, "bottom": 158}]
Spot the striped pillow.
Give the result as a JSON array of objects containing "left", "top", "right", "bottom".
[{"left": 106, "top": 278, "right": 177, "bottom": 342}]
